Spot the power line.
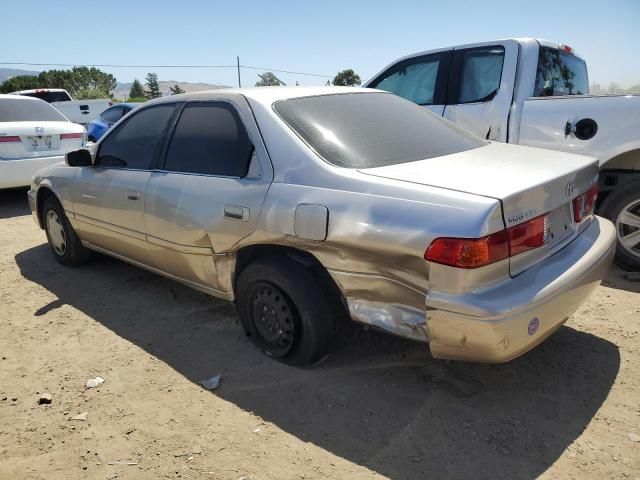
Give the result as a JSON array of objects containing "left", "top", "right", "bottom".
[{"left": 0, "top": 61, "right": 333, "bottom": 78}]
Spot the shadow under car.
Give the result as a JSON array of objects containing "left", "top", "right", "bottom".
[{"left": 15, "top": 244, "right": 620, "bottom": 480}]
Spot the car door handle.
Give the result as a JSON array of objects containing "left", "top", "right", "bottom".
[
  {"left": 127, "top": 190, "right": 141, "bottom": 202},
  {"left": 224, "top": 205, "right": 249, "bottom": 221}
]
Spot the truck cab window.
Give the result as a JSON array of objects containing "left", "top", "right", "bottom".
[
  {"left": 456, "top": 47, "right": 505, "bottom": 103},
  {"left": 368, "top": 53, "right": 448, "bottom": 106},
  {"left": 534, "top": 47, "right": 588, "bottom": 97}
]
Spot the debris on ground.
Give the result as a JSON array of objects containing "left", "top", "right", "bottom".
[
  {"left": 86, "top": 376, "right": 105, "bottom": 389},
  {"left": 38, "top": 393, "right": 52, "bottom": 405},
  {"left": 198, "top": 374, "right": 221, "bottom": 390},
  {"left": 629, "top": 432, "right": 640, "bottom": 443},
  {"left": 69, "top": 412, "right": 88, "bottom": 421}
]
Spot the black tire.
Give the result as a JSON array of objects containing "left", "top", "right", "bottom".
[
  {"left": 43, "top": 195, "right": 90, "bottom": 266},
  {"left": 599, "top": 180, "right": 640, "bottom": 271},
  {"left": 236, "top": 255, "right": 335, "bottom": 366}
]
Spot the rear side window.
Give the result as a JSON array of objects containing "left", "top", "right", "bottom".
[
  {"left": 97, "top": 104, "right": 176, "bottom": 170},
  {"left": 534, "top": 47, "right": 588, "bottom": 96},
  {"left": 455, "top": 47, "right": 504, "bottom": 103},
  {"left": 101, "top": 107, "right": 123, "bottom": 123},
  {"left": 0, "top": 98, "right": 68, "bottom": 122},
  {"left": 368, "top": 53, "right": 447, "bottom": 105},
  {"left": 20, "top": 91, "right": 72, "bottom": 103},
  {"left": 274, "top": 92, "right": 485, "bottom": 169},
  {"left": 163, "top": 102, "right": 253, "bottom": 177}
]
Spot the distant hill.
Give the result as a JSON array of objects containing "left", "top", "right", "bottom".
[
  {"left": 0, "top": 68, "right": 41, "bottom": 84},
  {"left": 113, "top": 80, "right": 231, "bottom": 100}
]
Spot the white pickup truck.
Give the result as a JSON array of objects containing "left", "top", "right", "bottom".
[
  {"left": 365, "top": 38, "right": 640, "bottom": 270},
  {"left": 10, "top": 88, "right": 111, "bottom": 126}
]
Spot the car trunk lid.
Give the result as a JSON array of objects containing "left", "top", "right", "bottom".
[
  {"left": 359, "top": 142, "right": 599, "bottom": 276},
  {"left": 0, "top": 121, "right": 85, "bottom": 160}
]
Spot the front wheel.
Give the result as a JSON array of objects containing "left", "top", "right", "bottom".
[
  {"left": 600, "top": 181, "right": 640, "bottom": 271},
  {"left": 43, "top": 196, "right": 90, "bottom": 266},
  {"left": 236, "top": 256, "right": 335, "bottom": 366}
]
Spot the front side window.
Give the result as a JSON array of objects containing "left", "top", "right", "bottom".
[
  {"left": 274, "top": 92, "right": 485, "bottom": 169},
  {"left": 368, "top": 54, "right": 443, "bottom": 105},
  {"left": 97, "top": 104, "right": 176, "bottom": 170},
  {"left": 456, "top": 47, "right": 505, "bottom": 103},
  {"left": 0, "top": 98, "right": 68, "bottom": 122},
  {"left": 101, "top": 107, "right": 123, "bottom": 123},
  {"left": 534, "top": 47, "right": 588, "bottom": 96},
  {"left": 163, "top": 102, "right": 253, "bottom": 177}
]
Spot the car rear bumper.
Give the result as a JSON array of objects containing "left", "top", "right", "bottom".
[
  {"left": 0, "top": 156, "right": 64, "bottom": 189},
  {"left": 425, "top": 215, "right": 616, "bottom": 362}
]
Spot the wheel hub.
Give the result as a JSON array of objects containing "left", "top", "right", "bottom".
[
  {"left": 251, "top": 285, "right": 294, "bottom": 354},
  {"left": 616, "top": 199, "right": 640, "bottom": 259},
  {"left": 46, "top": 210, "right": 66, "bottom": 256}
]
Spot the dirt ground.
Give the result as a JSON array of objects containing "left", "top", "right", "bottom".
[{"left": 0, "top": 187, "right": 638, "bottom": 480}]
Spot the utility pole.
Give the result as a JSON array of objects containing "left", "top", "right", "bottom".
[{"left": 236, "top": 56, "right": 241, "bottom": 88}]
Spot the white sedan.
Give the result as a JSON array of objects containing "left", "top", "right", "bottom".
[{"left": 0, "top": 94, "right": 86, "bottom": 189}]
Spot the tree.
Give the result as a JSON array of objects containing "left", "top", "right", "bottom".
[
  {"left": 0, "top": 67, "right": 116, "bottom": 97},
  {"left": 0, "top": 75, "right": 41, "bottom": 93},
  {"left": 129, "top": 79, "right": 145, "bottom": 98},
  {"left": 144, "top": 73, "right": 162, "bottom": 98},
  {"left": 332, "top": 69, "right": 361, "bottom": 87},
  {"left": 169, "top": 84, "right": 185, "bottom": 95},
  {"left": 255, "top": 72, "right": 285, "bottom": 87},
  {"left": 38, "top": 67, "right": 116, "bottom": 97}
]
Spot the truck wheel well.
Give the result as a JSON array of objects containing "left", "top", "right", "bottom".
[
  {"left": 36, "top": 187, "right": 56, "bottom": 229},
  {"left": 234, "top": 244, "right": 348, "bottom": 322}
]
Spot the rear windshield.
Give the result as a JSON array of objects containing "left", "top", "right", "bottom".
[
  {"left": 0, "top": 98, "right": 68, "bottom": 122},
  {"left": 273, "top": 92, "right": 485, "bottom": 168},
  {"left": 534, "top": 47, "right": 589, "bottom": 96},
  {"left": 20, "top": 91, "right": 72, "bottom": 103}
]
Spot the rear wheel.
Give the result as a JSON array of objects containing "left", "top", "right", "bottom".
[
  {"left": 236, "top": 256, "right": 334, "bottom": 366},
  {"left": 43, "top": 196, "right": 90, "bottom": 266},
  {"left": 600, "top": 181, "right": 640, "bottom": 271}
]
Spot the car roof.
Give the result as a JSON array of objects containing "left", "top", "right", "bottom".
[
  {"left": 147, "top": 86, "right": 378, "bottom": 108},
  {"left": 115, "top": 102, "right": 142, "bottom": 109}
]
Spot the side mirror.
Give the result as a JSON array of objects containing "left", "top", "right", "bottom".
[{"left": 66, "top": 149, "right": 93, "bottom": 167}]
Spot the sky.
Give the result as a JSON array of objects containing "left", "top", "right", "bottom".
[{"left": 2, "top": 0, "right": 639, "bottom": 88}]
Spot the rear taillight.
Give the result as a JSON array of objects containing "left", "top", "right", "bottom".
[
  {"left": 0, "top": 136, "right": 21, "bottom": 143},
  {"left": 573, "top": 184, "right": 598, "bottom": 223},
  {"left": 425, "top": 232, "right": 508, "bottom": 269},
  {"left": 60, "top": 133, "right": 83, "bottom": 140},
  {"left": 508, "top": 214, "right": 550, "bottom": 256},
  {"left": 425, "top": 214, "right": 551, "bottom": 269}
]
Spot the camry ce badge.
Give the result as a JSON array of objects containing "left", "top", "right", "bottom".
[
  {"left": 565, "top": 181, "right": 576, "bottom": 197},
  {"left": 34, "top": 126, "right": 45, "bottom": 135}
]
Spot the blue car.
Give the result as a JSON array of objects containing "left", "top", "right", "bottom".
[{"left": 86, "top": 103, "right": 140, "bottom": 142}]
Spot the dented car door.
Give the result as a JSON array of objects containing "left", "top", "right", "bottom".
[{"left": 143, "top": 99, "right": 272, "bottom": 294}]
